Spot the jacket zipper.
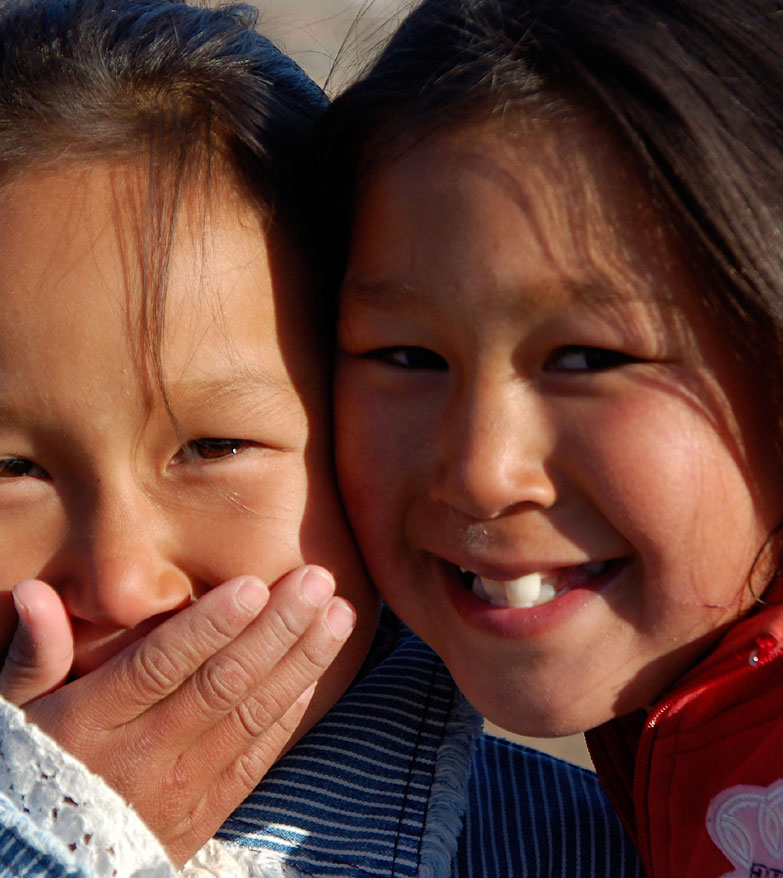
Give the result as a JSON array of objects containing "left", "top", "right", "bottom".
[{"left": 633, "top": 639, "right": 780, "bottom": 876}]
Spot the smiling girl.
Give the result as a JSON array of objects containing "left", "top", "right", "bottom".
[
  {"left": 0, "top": 1, "right": 640, "bottom": 876},
  {"left": 322, "top": 0, "right": 783, "bottom": 873}
]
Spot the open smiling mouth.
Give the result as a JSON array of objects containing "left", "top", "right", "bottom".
[{"left": 457, "top": 559, "right": 621, "bottom": 608}]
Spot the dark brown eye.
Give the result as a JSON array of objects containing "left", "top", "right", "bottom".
[
  {"left": 182, "top": 438, "right": 250, "bottom": 461},
  {"left": 0, "top": 458, "right": 48, "bottom": 478},
  {"left": 545, "top": 346, "right": 635, "bottom": 373},
  {"left": 366, "top": 346, "right": 447, "bottom": 370}
]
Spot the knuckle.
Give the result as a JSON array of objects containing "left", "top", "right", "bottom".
[
  {"left": 188, "top": 609, "right": 245, "bottom": 649},
  {"left": 2, "top": 643, "right": 34, "bottom": 678},
  {"left": 193, "top": 655, "right": 254, "bottom": 712},
  {"left": 266, "top": 597, "right": 314, "bottom": 651},
  {"left": 225, "top": 741, "right": 281, "bottom": 793},
  {"left": 233, "top": 694, "right": 279, "bottom": 739},
  {"left": 285, "top": 633, "right": 341, "bottom": 685},
  {"left": 131, "top": 641, "right": 183, "bottom": 699},
  {"left": 152, "top": 765, "right": 194, "bottom": 833}
]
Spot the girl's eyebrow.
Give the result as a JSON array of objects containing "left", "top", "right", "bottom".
[
  {"left": 340, "top": 275, "right": 638, "bottom": 312},
  {"left": 168, "top": 366, "right": 296, "bottom": 407},
  {"left": 339, "top": 277, "right": 420, "bottom": 309}
]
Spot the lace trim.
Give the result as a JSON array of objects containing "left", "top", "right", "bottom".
[
  {"left": 182, "top": 840, "right": 302, "bottom": 878},
  {"left": 0, "top": 696, "right": 174, "bottom": 877}
]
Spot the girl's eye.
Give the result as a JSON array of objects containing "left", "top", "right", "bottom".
[
  {"left": 0, "top": 458, "right": 48, "bottom": 479},
  {"left": 365, "top": 346, "right": 447, "bottom": 370},
  {"left": 178, "top": 438, "right": 252, "bottom": 462},
  {"left": 544, "top": 346, "right": 636, "bottom": 373}
]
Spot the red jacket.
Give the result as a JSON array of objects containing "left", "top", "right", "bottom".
[{"left": 586, "top": 578, "right": 783, "bottom": 878}]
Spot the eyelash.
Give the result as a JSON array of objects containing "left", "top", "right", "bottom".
[
  {"left": 0, "top": 440, "right": 254, "bottom": 481},
  {"left": 364, "top": 347, "right": 448, "bottom": 370},
  {"left": 0, "top": 458, "right": 49, "bottom": 479},
  {"left": 544, "top": 346, "right": 637, "bottom": 373},
  {"left": 176, "top": 438, "right": 253, "bottom": 463},
  {"left": 363, "top": 344, "right": 635, "bottom": 374}
]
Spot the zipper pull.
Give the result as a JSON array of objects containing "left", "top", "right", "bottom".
[{"left": 747, "top": 633, "right": 777, "bottom": 667}]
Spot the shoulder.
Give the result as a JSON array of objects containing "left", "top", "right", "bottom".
[{"left": 453, "top": 734, "right": 642, "bottom": 878}]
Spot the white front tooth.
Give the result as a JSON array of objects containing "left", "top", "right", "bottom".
[
  {"left": 473, "top": 572, "right": 561, "bottom": 608},
  {"left": 482, "top": 577, "right": 509, "bottom": 606},
  {"left": 504, "top": 572, "right": 543, "bottom": 608},
  {"left": 533, "top": 583, "right": 557, "bottom": 605}
]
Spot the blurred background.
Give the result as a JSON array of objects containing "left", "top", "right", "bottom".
[
  {"left": 234, "top": 0, "right": 412, "bottom": 90},
  {"left": 221, "top": 0, "right": 594, "bottom": 771}
]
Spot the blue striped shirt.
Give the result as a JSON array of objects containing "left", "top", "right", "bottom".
[
  {"left": 0, "top": 611, "right": 642, "bottom": 877},
  {"left": 219, "top": 612, "right": 642, "bottom": 877}
]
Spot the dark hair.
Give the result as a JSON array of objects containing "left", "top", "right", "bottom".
[
  {"left": 320, "top": 0, "right": 783, "bottom": 385},
  {"left": 0, "top": 0, "right": 327, "bottom": 382},
  {"left": 0, "top": 0, "right": 325, "bottom": 220}
]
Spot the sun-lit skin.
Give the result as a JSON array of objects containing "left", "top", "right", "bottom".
[
  {"left": 0, "top": 162, "right": 378, "bottom": 732},
  {"left": 335, "top": 113, "right": 782, "bottom": 736}
]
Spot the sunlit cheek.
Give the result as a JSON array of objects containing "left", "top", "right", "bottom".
[
  {"left": 0, "top": 502, "right": 64, "bottom": 592},
  {"left": 629, "top": 423, "right": 763, "bottom": 614}
]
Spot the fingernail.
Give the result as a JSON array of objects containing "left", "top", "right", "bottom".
[
  {"left": 325, "top": 599, "right": 356, "bottom": 639},
  {"left": 235, "top": 578, "right": 269, "bottom": 614},
  {"left": 300, "top": 568, "right": 334, "bottom": 607}
]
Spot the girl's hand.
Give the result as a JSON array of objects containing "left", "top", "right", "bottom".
[
  {"left": 0, "top": 568, "right": 356, "bottom": 867},
  {"left": 0, "top": 579, "right": 74, "bottom": 703}
]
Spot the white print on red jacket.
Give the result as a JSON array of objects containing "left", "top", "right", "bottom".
[{"left": 707, "top": 780, "right": 783, "bottom": 877}]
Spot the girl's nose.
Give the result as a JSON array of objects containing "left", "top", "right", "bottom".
[
  {"left": 429, "top": 378, "right": 557, "bottom": 520},
  {"left": 55, "top": 495, "right": 192, "bottom": 630}
]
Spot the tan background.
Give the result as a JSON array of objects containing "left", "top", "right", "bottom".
[
  {"left": 224, "top": 0, "right": 594, "bottom": 771},
  {"left": 230, "top": 0, "right": 412, "bottom": 89}
]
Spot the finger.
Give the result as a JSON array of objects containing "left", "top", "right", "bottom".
[
  {"left": 145, "top": 566, "right": 336, "bottom": 749},
  {"left": 82, "top": 575, "right": 270, "bottom": 725},
  {"left": 163, "top": 687, "right": 316, "bottom": 868},
  {"left": 180, "top": 594, "right": 355, "bottom": 781},
  {"left": 0, "top": 581, "right": 74, "bottom": 704}
]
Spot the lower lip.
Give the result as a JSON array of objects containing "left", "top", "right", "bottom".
[{"left": 442, "top": 560, "right": 626, "bottom": 638}]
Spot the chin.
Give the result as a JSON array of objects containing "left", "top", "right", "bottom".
[{"left": 455, "top": 673, "right": 603, "bottom": 738}]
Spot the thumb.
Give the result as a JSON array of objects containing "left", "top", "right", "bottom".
[{"left": 0, "top": 580, "right": 74, "bottom": 704}]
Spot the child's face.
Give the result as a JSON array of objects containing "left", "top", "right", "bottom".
[
  {"left": 0, "top": 163, "right": 376, "bottom": 696},
  {"left": 335, "top": 114, "right": 782, "bottom": 735}
]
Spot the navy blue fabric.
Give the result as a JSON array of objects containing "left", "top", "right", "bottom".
[
  {"left": 459, "top": 736, "right": 643, "bottom": 877},
  {"left": 0, "top": 826, "right": 82, "bottom": 878},
  {"left": 0, "top": 611, "right": 642, "bottom": 877},
  {"left": 218, "top": 613, "right": 642, "bottom": 877}
]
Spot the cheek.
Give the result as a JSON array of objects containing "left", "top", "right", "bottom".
[
  {"left": 0, "top": 505, "right": 64, "bottom": 659},
  {"left": 0, "top": 501, "right": 64, "bottom": 588},
  {"left": 578, "top": 396, "right": 772, "bottom": 607},
  {"left": 181, "top": 463, "right": 311, "bottom": 588},
  {"left": 334, "top": 380, "right": 412, "bottom": 517}
]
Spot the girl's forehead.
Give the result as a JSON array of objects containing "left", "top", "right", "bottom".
[
  {"left": 0, "top": 161, "right": 318, "bottom": 400},
  {"left": 353, "top": 111, "right": 693, "bottom": 316}
]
